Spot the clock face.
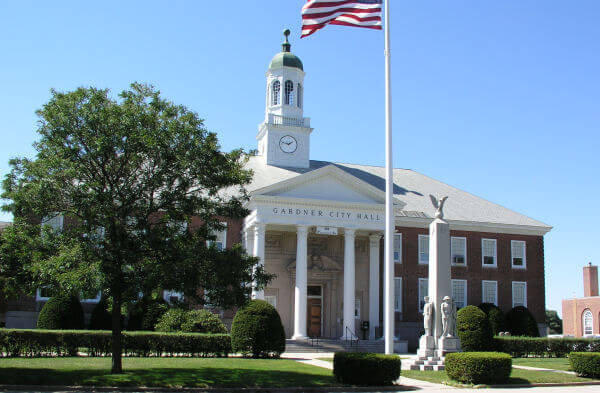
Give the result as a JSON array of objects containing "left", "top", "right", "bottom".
[{"left": 279, "top": 135, "right": 297, "bottom": 153}]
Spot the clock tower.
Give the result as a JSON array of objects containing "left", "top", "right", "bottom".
[{"left": 257, "top": 29, "right": 313, "bottom": 168}]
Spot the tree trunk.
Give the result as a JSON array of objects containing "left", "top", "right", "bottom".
[{"left": 111, "top": 292, "right": 123, "bottom": 374}]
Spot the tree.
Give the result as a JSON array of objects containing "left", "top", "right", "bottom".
[
  {"left": 1, "top": 84, "right": 272, "bottom": 373},
  {"left": 546, "top": 310, "right": 563, "bottom": 334}
]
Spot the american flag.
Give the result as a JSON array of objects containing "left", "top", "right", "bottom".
[{"left": 301, "top": 0, "right": 383, "bottom": 38}]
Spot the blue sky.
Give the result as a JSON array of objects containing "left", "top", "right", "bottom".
[{"left": 0, "top": 1, "right": 598, "bottom": 316}]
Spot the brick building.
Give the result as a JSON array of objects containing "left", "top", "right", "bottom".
[
  {"left": 562, "top": 263, "right": 600, "bottom": 337},
  {"left": 1, "top": 34, "right": 552, "bottom": 350}
]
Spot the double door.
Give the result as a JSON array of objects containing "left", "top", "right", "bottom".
[{"left": 306, "top": 285, "right": 322, "bottom": 337}]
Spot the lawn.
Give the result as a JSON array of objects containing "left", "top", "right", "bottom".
[
  {"left": 512, "top": 357, "right": 572, "bottom": 371},
  {"left": 402, "top": 368, "right": 596, "bottom": 386},
  {"left": 0, "top": 357, "right": 337, "bottom": 388}
]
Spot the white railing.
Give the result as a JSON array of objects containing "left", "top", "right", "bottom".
[{"left": 268, "top": 114, "right": 310, "bottom": 127}]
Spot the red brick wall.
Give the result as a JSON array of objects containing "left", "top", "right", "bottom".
[
  {"left": 393, "top": 226, "right": 546, "bottom": 324},
  {"left": 562, "top": 297, "right": 600, "bottom": 337},
  {"left": 583, "top": 264, "right": 599, "bottom": 297}
]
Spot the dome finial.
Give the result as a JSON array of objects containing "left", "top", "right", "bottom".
[{"left": 282, "top": 29, "right": 291, "bottom": 52}]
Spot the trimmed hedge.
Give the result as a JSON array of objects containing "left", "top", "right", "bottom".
[
  {"left": 569, "top": 352, "right": 600, "bottom": 378},
  {"left": 231, "top": 300, "right": 285, "bottom": 358},
  {"left": 506, "top": 306, "right": 540, "bottom": 337},
  {"left": 0, "top": 329, "right": 230, "bottom": 357},
  {"left": 89, "top": 298, "right": 112, "bottom": 330},
  {"left": 333, "top": 352, "right": 401, "bottom": 386},
  {"left": 445, "top": 352, "right": 512, "bottom": 385},
  {"left": 495, "top": 336, "right": 600, "bottom": 358},
  {"left": 155, "top": 309, "right": 227, "bottom": 334},
  {"left": 457, "top": 305, "right": 493, "bottom": 351},
  {"left": 127, "top": 297, "right": 168, "bottom": 331},
  {"left": 154, "top": 309, "right": 188, "bottom": 332},
  {"left": 478, "top": 303, "right": 506, "bottom": 336},
  {"left": 36, "top": 295, "right": 84, "bottom": 330}
]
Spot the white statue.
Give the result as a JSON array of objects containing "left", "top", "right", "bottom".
[
  {"left": 441, "top": 296, "right": 457, "bottom": 337},
  {"left": 429, "top": 194, "right": 448, "bottom": 219},
  {"left": 423, "top": 296, "right": 434, "bottom": 336}
]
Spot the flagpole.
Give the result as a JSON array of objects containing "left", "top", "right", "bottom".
[{"left": 383, "top": 0, "right": 395, "bottom": 355}]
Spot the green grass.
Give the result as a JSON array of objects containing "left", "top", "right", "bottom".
[
  {"left": 0, "top": 357, "right": 337, "bottom": 388},
  {"left": 512, "top": 357, "right": 572, "bottom": 371},
  {"left": 402, "top": 368, "right": 597, "bottom": 386}
]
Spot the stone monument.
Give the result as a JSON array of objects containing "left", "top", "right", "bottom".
[{"left": 410, "top": 195, "right": 461, "bottom": 370}]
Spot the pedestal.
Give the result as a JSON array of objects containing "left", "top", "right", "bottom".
[
  {"left": 436, "top": 336, "right": 461, "bottom": 357},
  {"left": 416, "top": 335, "right": 436, "bottom": 358}
]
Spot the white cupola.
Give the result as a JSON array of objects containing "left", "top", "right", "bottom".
[{"left": 257, "top": 29, "right": 313, "bottom": 168}]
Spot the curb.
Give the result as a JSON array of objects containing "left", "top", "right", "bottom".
[
  {"left": 0, "top": 384, "right": 417, "bottom": 393},
  {"left": 486, "top": 381, "right": 600, "bottom": 388}
]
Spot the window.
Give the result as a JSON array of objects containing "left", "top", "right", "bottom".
[
  {"left": 418, "top": 278, "right": 428, "bottom": 312},
  {"left": 42, "top": 214, "right": 64, "bottom": 232},
  {"left": 265, "top": 295, "right": 277, "bottom": 308},
  {"left": 81, "top": 290, "right": 101, "bottom": 303},
  {"left": 583, "top": 309, "right": 593, "bottom": 336},
  {"left": 297, "top": 83, "right": 303, "bottom": 108},
  {"left": 511, "top": 240, "right": 526, "bottom": 268},
  {"left": 482, "top": 239, "right": 497, "bottom": 267},
  {"left": 284, "top": 80, "right": 294, "bottom": 105},
  {"left": 271, "top": 80, "right": 280, "bottom": 105},
  {"left": 207, "top": 223, "right": 227, "bottom": 250},
  {"left": 163, "top": 290, "right": 183, "bottom": 304},
  {"left": 393, "top": 233, "right": 402, "bottom": 263},
  {"left": 354, "top": 298, "right": 361, "bottom": 319},
  {"left": 394, "top": 277, "right": 402, "bottom": 313},
  {"left": 418, "top": 235, "right": 429, "bottom": 264},
  {"left": 451, "top": 279, "right": 467, "bottom": 309},
  {"left": 36, "top": 287, "right": 55, "bottom": 301},
  {"left": 512, "top": 281, "right": 527, "bottom": 308},
  {"left": 482, "top": 280, "right": 498, "bottom": 305},
  {"left": 451, "top": 237, "right": 467, "bottom": 265}
]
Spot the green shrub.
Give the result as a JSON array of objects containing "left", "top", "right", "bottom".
[
  {"left": 181, "top": 310, "right": 227, "bottom": 333},
  {"left": 569, "top": 352, "right": 600, "bottom": 378},
  {"left": 457, "top": 305, "right": 493, "bottom": 351},
  {"left": 0, "top": 329, "right": 230, "bottom": 357},
  {"left": 36, "top": 294, "right": 84, "bottom": 330},
  {"left": 478, "top": 303, "right": 506, "bottom": 336},
  {"left": 89, "top": 297, "right": 112, "bottom": 330},
  {"left": 127, "top": 296, "right": 168, "bottom": 331},
  {"left": 446, "top": 352, "right": 512, "bottom": 385},
  {"left": 230, "top": 300, "right": 285, "bottom": 358},
  {"left": 506, "top": 306, "right": 540, "bottom": 337},
  {"left": 494, "top": 336, "right": 600, "bottom": 357},
  {"left": 154, "top": 309, "right": 188, "bottom": 332},
  {"left": 333, "top": 352, "right": 400, "bottom": 385}
]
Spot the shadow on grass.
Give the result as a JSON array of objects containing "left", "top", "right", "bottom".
[{"left": 0, "top": 367, "right": 337, "bottom": 388}]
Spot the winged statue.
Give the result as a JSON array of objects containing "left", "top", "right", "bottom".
[{"left": 429, "top": 194, "right": 448, "bottom": 219}]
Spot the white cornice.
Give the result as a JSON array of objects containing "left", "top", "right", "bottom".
[{"left": 396, "top": 216, "right": 552, "bottom": 236}]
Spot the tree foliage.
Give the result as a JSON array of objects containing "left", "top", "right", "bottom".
[
  {"left": 0, "top": 84, "right": 272, "bottom": 372},
  {"left": 546, "top": 310, "right": 563, "bottom": 334}
]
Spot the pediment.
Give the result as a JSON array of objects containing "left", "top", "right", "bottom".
[
  {"left": 251, "top": 165, "right": 402, "bottom": 205},
  {"left": 287, "top": 254, "right": 342, "bottom": 273}
]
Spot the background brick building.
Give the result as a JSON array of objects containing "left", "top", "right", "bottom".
[{"left": 562, "top": 263, "right": 600, "bottom": 337}]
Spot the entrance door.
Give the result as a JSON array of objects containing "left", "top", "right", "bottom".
[{"left": 307, "top": 298, "right": 322, "bottom": 337}]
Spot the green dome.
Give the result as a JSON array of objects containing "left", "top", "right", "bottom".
[
  {"left": 269, "top": 29, "right": 303, "bottom": 71},
  {"left": 269, "top": 52, "right": 303, "bottom": 71}
]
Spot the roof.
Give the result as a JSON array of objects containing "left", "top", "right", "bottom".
[
  {"left": 243, "top": 156, "right": 551, "bottom": 231},
  {"left": 0, "top": 221, "right": 12, "bottom": 231},
  {"left": 269, "top": 51, "right": 303, "bottom": 71}
]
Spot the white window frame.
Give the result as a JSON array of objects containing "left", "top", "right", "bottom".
[
  {"left": 511, "top": 240, "right": 527, "bottom": 269},
  {"left": 207, "top": 222, "right": 227, "bottom": 250},
  {"left": 418, "top": 278, "right": 429, "bottom": 312},
  {"left": 394, "top": 277, "right": 402, "bottom": 313},
  {"left": 354, "top": 298, "right": 361, "bottom": 320},
  {"left": 512, "top": 281, "right": 527, "bottom": 308},
  {"left": 393, "top": 233, "right": 402, "bottom": 263},
  {"left": 265, "top": 295, "right": 277, "bottom": 309},
  {"left": 451, "top": 236, "right": 467, "bottom": 266},
  {"left": 482, "top": 280, "right": 498, "bottom": 306},
  {"left": 271, "top": 80, "right": 280, "bottom": 106},
  {"left": 451, "top": 279, "right": 467, "bottom": 309},
  {"left": 36, "top": 288, "right": 53, "bottom": 301},
  {"left": 163, "top": 290, "right": 184, "bottom": 304},
  {"left": 582, "top": 309, "right": 593, "bottom": 336},
  {"left": 482, "top": 238, "right": 497, "bottom": 267},
  {"left": 41, "top": 214, "right": 64, "bottom": 232},
  {"left": 418, "top": 235, "right": 429, "bottom": 265}
]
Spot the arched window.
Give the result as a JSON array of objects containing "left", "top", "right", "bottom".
[
  {"left": 271, "top": 80, "right": 280, "bottom": 106},
  {"left": 583, "top": 309, "right": 593, "bottom": 336},
  {"left": 284, "top": 80, "right": 294, "bottom": 105},
  {"left": 297, "top": 83, "right": 303, "bottom": 108}
]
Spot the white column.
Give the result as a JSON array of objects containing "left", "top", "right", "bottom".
[
  {"left": 244, "top": 226, "right": 255, "bottom": 256},
  {"left": 251, "top": 223, "right": 266, "bottom": 300},
  {"left": 292, "top": 225, "right": 309, "bottom": 339},
  {"left": 368, "top": 234, "right": 381, "bottom": 339},
  {"left": 428, "top": 218, "right": 451, "bottom": 339},
  {"left": 341, "top": 228, "right": 356, "bottom": 339}
]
